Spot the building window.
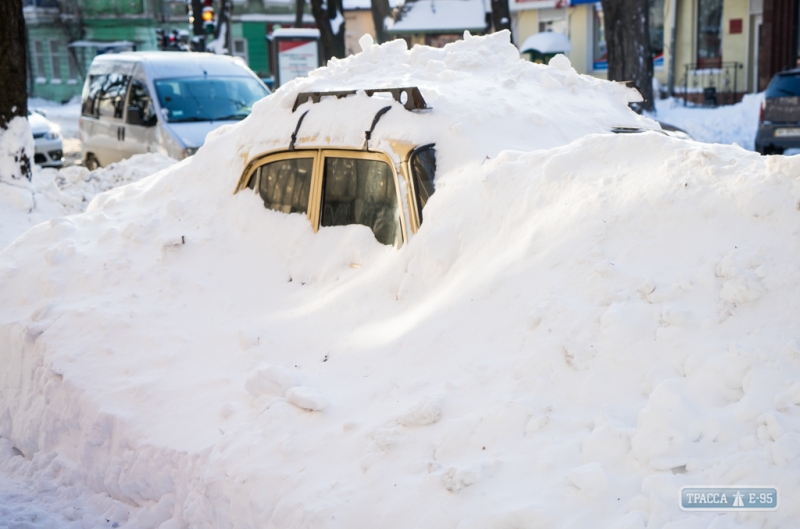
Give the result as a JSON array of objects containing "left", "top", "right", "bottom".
[
  {"left": 650, "top": 0, "right": 665, "bottom": 70},
  {"left": 67, "top": 49, "right": 78, "bottom": 82},
  {"left": 49, "top": 40, "right": 62, "bottom": 82},
  {"left": 697, "top": 0, "right": 723, "bottom": 68},
  {"left": 592, "top": 6, "right": 607, "bottom": 71},
  {"left": 33, "top": 39, "right": 46, "bottom": 81},
  {"left": 233, "top": 38, "right": 248, "bottom": 63}
]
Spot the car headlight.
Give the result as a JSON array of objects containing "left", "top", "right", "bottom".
[
  {"left": 182, "top": 147, "right": 198, "bottom": 159},
  {"left": 44, "top": 129, "right": 60, "bottom": 140}
]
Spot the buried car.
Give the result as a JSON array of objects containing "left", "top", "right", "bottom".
[{"left": 6, "top": 33, "right": 798, "bottom": 529}]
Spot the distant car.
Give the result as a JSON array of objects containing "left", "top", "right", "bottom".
[
  {"left": 28, "top": 109, "right": 63, "bottom": 168},
  {"left": 755, "top": 68, "right": 800, "bottom": 155},
  {"left": 79, "top": 52, "right": 271, "bottom": 169}
]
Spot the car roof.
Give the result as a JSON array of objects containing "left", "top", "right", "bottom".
[
  {"left": 777, "top": 68, "right": 800, "bottom": 77},
  {"left": 90, "top": 52, "right": 252, "bottom": 79}
]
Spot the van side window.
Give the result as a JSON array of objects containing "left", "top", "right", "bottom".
[
  {"left": 82, "top": 74, "right": 107, "bottom": 117},
  {"left": 320, "top": 157, "right": 402, "bottom": 246},
  {"left": 410, "top": 145, "right": 436, "bottom": 223},
  {"left": 127, "top": 80, "right": 156, "bottom": 126},
  {"left": 249, "top": 157, "right": 313, "bottom": 214},
  {"left": 97, "top": 73, "right": 130, "bottom": 119}
]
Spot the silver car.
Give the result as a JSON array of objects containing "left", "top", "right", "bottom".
[
  {"left": 79, "top": 52, "right": 270, "bottom": 169},
  {"left": 28, "top": 109, "right": 63, "bottom": 168}
]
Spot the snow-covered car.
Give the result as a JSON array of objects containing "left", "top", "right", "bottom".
[
  {"left": 27, "top": 109, "right": 63, "bottom": 167},
  {"left": 3, "top": 33, "right": 799, "bottom": 529}
]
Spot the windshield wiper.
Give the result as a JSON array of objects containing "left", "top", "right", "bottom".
[
  {"left": 168, "top": 116, "right": 209, "bottom": 123},
  {"left": 213, "top": 114, "right": 248, "bottom": 121}
]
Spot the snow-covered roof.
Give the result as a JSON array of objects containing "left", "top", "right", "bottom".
[
  {"left": 343, "top": 0, "right": 404, "bottom": 9},
  {"left": 387, "top": 0, "right": 487, "bottom": 33},
  {"left": 236, "top": 13, "right": 316, "bottom": 23},
  {"left": 271, "top": 27, "right": 321, "bottom": 39}
]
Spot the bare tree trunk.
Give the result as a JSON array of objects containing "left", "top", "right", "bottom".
[
  {"left": 600, "top": 0, "right": 654, "bottom": 111},
  {"left": 295, "top": 0, "right": 305, "bottom": 27},
  {"left": 0, "top": 0, "right": 32, "bottom": 180},
  {"left": 214, "top": 0, "right": 232, "bottom": 53},
  {"left": 310, "top": 0, "right": 345, "bottom": 61},
  {"left": 490, "top": 0, "right": 511, "bottom": 33},
  {"left": 370, "top": 0, "right": 392, "bottom": 44}
]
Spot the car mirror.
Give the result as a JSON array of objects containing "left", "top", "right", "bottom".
[{"left": 127, "top": 106, "right": 143, "bottom": 126}]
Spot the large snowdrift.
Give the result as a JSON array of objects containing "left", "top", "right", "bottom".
[
  {"left": 0, "top": 153, "right": 177, "bottom": 250},
  {"left": 2, "top": 33, "right": 800, "bottom": 528}
]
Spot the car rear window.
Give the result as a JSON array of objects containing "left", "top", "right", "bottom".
[{"left": 766, "top": 74, "right": 800, "bottom": 98}]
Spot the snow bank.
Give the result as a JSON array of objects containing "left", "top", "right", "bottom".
[
  {"left": 0, "top": 117, "right": 34, "bottom": 183},
  {"left": 652, "top": 93, "right": 764, "bottom": 150},
  {"left": 0, "top": 153, "right": 177, "bottom": 250},
  {"left": 2, "top": 32, "right": 800, "bottom": 528}
]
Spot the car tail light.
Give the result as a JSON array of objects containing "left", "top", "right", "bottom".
[{"left": 759, "top": 100, "right": 765, "bottom": 122}]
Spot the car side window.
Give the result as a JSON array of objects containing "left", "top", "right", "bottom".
[
  {"left": 320, "top": 157, "right": 402, "bottom": 246},
  {"left": 410, "top": 145, "right": 436, "bottom": 223},
  {"left": 127, "top": 80, "right": 156, "bottom": 126},
  {"left": 248, "top": 157, "right": 313, "bottom": 214},
  {"left": 97, "top": 73, "right": 130, "bottom": 120},
  {"left": 82, "top": 74, "right": 107, "bottom": 117}
]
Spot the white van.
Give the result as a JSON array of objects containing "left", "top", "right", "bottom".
[{"left": 79, "top": 52, "right": 270, "bottom": 168}]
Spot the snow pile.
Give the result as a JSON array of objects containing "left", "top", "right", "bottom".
[
  {"left": 0, "top": 117, "right": 34, "bottom": 183},
  {"left": 652, "top": 93, "right": 764, "bottom": 150},
  {"left": 0, "top": 153, "right": 177, "bottom": 250},
  {"left": 2, "top": 33, "right": 800, "bottom": 528}
]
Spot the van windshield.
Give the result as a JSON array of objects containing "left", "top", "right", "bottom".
[{"left": 154, "top": 76, "right": 268, "bottom": 123}]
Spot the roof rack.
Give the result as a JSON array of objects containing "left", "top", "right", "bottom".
[{"left": 292, "top": 87, "right": 429, "bottom": 112}]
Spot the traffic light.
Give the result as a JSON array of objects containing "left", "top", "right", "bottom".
[
  {"left": 202, "top": 0, "right": 215, "bottom": 34},
  {"left": 156, "top": 28, "right": 166, "bottom": 50}
]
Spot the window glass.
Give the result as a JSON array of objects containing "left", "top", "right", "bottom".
[
  {"left": 697, "top": 0, "right": 723, "bottom": 68},
  {"left": 251, "top": 158, "right": 313, "bottom": 214},
  {"left": 82, "top": 73, "right": 108, "bottom": 116},
  {"left": 592, "top": 6, "right": 607, "bottom": 71},
  {"left": 127, "top": 80, "right": 157, "bottom": 125},
  {"left": 34, "top": 40, "right": 46, "bottom": 78},
  {"left": 650, "top": 0, "right": 664, "bottom": 69},
  {"left": 410, "top": 146, "right": 436, "bottom": 223},
  {"left": 97, "top": 73, "right": 130, "bottom": 119},
  {"left": 320, "top": 157, "right": 401, "bottom": 246},
  {"left": 49, "top": 40, "right": 62, "bottom": 80},
  {"left": 766, "top": 75, "right": 800, "bottom": 98},
  {"left": 154, "top": 76, "right": 268, "bottom": 123}
]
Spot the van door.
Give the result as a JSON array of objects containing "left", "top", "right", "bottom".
[
  {"left": 121, "top": 79, "right": 158, "bottom": 159},
  {"left": 93, "top": 71, "right": 131, "bottom": 166}
]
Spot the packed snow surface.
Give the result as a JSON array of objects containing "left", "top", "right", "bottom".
[
  {"left": 2, "top": 33, "right": 800, "bottom": 528},
  {"left": 0, "top": 154, "right": 177, "bottom": 250}
]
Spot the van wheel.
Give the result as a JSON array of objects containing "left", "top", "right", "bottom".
[{"left": 84, "top": 154, "right": 100, "bottom": 171}]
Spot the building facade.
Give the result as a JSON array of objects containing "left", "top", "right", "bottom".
[{"left": 23, "top": 0, "right": 311, "bottom": 101}]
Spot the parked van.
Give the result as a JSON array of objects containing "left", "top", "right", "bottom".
[{"left": 79, "top": 52, "right": 270, "bottom": 169}]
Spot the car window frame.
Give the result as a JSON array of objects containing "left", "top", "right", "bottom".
[
  {"left": 317, "top": 149, "right": 408, "bottom": 246},
  {"left": 237, "top": 148, "right": 409, "bottom": 246}
]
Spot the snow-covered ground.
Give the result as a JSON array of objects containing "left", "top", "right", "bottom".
[
  {"left": 0, "top": 154, "right": 177, "bottom": 249},
  {"left": 651, "top": 94, "right": 764, "bottom": 150},
  {"left": 2, "top": 33, "right": 800, "bottom": 528}
]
